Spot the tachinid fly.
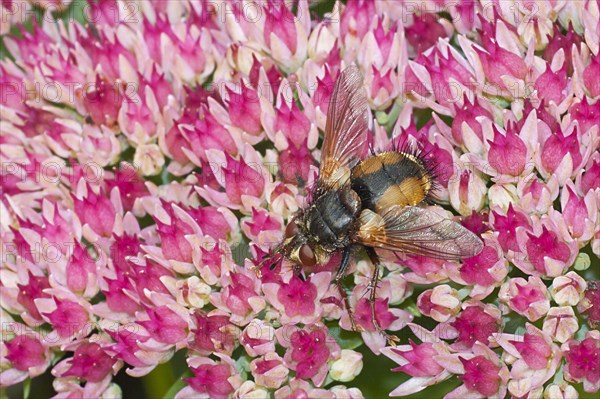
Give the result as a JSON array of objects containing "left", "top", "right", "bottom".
[{"left": 255, "top": 65, "right": 484, "bottom": 341}]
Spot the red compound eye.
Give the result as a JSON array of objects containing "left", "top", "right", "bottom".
[
  {"left": 285, "top": 220, "right": 299, "bottom": 238},
  {"left": 299, "top": 244, "right": 316, "bottom": 267}
]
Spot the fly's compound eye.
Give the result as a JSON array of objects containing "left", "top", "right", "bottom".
[
  {"left": 299, "top": 244, "right": 316, "bottom": 267},
  {"left": 285, "top": 220, "right": 299, "bottom": 238}
]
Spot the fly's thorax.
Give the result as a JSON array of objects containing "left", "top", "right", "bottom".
[{"left": 304, "top": 188, "right": 361, "bottom": 246}]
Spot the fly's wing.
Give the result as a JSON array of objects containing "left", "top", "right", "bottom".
[
  {"left": 319, "top": 65, "right": 369, "bottom": 189},
  {"left": 354, "top": 206, "right": 484, "bottom": 260}
]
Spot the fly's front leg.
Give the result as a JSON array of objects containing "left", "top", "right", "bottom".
[
  {"left": 365, "top": 247, "right": 399, "bottom": 346},
  {"left": 250, "top": 251, "right": 279, "bottom": 279},
  {"left": 335, "top": 246, "right": 361, "bottom": 332}
]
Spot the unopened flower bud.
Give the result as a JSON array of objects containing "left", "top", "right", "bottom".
[
  {"left": 330, "top": 349, "right": 363, "bottom": 382},
  {"left": 542, "top": 307, "right": 578, "bottom": 343},
  {"left": 417, "top": 285, "right": 461, "bottom": 322},
  {"left": 550, "top": 272, "right": 586, "bottom": 306},
  {"left": 544, "top": 382, "right": 579, "bottom": 399}
]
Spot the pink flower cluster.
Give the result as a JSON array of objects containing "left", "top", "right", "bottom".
[{"left": 1, "top": 0, "right": 598, "bottom": 398}]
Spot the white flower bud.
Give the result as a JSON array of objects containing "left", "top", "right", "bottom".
[
  {"left": 330, "top": 349, "right": 363, "bottom": 382},
  {"left": 550, "top": 271, "right": 586, "bottom": 306},
  {"left": 134, "top": 144, "right": 165, "bottom": 176},
  {"left": 542, "top": 307, "right": 578, "bottom": 343},
  {"left": 544, "top": 382, "right": 579, "bottom": 399}
]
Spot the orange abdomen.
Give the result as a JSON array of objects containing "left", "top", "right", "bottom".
[{"left": 350, "top": 151, "right": 433, "bottom": 212}]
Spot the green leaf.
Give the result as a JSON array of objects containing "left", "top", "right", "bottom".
[
  {"left": 23, "top": 378, "right": 31, "bottom": 399},
  {"left": 161, "top": 371, "right": 192, "bottom": 399},
  {"left": 327, "top": 325, "right": 363, "bottom": 350},
  {"left": 404, "top": 301, "right": 421, "bottom": 318}
]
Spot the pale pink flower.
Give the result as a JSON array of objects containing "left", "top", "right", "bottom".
[
  {"left": 250, "top": 352, "right": 289, "bottom": 389},
  {"left": 417, "top": 285, "right": 461, "bottom": 323},
  {"left": 382, "top": 333, "right": 451, "bottom": 397},
  {"left": 445, "top": 235, "right": 508, "bottom": 299},
  {"left": 262, "top": 0, "right": 309, "bottom": 73},
  {"left": 189, "top": 311, "right": 238, "bottom": 356},
  {"left": 357, "top": 16, "right": 402, "bottom": 72},
  {"left": 56, "top": 342, "right": 118, "bottom": 383},
  {"left": 448, "top": 168, "right": 487, "bottom": 216},
  {"left": 329, "top": 349, "right": 363, "bottom": 382},
  {"left": 240, "top": 319, "right": 276, "bottom": 358},
  {"left": 210, "top": 269, "right": 265, "bottom": 326},
  {"left": 494, "top": 324, "right": 562, "bottom": 398},
  {"left": 513, "top": 218, "right": 578, "bottom": 278},
  {"left": 274, "top": 378, "right": 335, "bottom": 399},
  {"left": 555, "top": 181, "right": 598, "bottom": 242},
  {"left": 178, "top": 355, "right": 240, "bottom": 399},
  {"left": 340, "top": 284, "right": 413, "bottom": 354},
  {"left": 436, "top": 342, "right": 510, "bottom": 399},
  {"left": 499, "top": 276, "right": 551, "bottom": 322},
  {"left": 0, "top": 330, "right": 51, "bottom": 386}
]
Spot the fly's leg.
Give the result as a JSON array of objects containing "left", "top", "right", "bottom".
[
  {"left": 335, "top": 247, "right": 361, "bottom": 332},
  {"left": 249, "top": 251, "right": 281, "bottom": 279},
  {"left": 365, "top": 247, "right": 399, "bottom": 346},
  {"left": 249, "top": 262, "right": 263, "bottom": 279}
]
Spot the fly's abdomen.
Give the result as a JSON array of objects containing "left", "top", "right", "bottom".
[{"left": 350, "top": 151, "right": 433, "bottom": 212}]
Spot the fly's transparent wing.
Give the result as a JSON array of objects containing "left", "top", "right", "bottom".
[
  {"left": 318, "top": 65, "right": 369, "bottom": 189},
  {"left": 355, "top": 206, "right": 484, "bottom": 260}
]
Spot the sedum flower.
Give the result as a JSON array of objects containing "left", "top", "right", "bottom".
[
  {"left": 474, "top": 32, "right": 528, "bottom": 95},
  {"left": 57, "top": 342, "right": 118, "bottom": 383},
  {"left": 499, "top": 276, "right": 551, "bottom": 322},
  {"left": 436, "top": 342, "right": 510, "bottom": 399},
  {"left": 417, "top": 285, "right": 461, "bottom": 322},
  {"left": 39, "top": 297, "right": 92, "bottom": 341},
  {"left": 513, "top": 219, "right": 579, "bottom": 278},
  {"left": 557, "top": 182, "right": 598, "bottom": 242},
  {"left": 450, "top": 303, "right": 502, "bottom": 350},
  {"left": 495, "top": 324, "right": 561, "bottom": 397},
  {"left": 486, "top": 124, "right": 530, "bottom": 178},
  {"left": 329, "top": 349, "right": 363, "bottom": 382},
  {"left": 544, "top": 382, "right": 579, "bottom": 399},
  {"left": 448, "top": 168, "right": 487, "bottom": 216},
  {"left": 550, "top": 271, "right": 587, "bottom": 306},
  {"left": 250, "top": 352, "right": 289, "bottom": 389},
  {"left": 240, "top": 319, "right": 276, "bottom": 358},
  {"left": 578, "top": 281, "right": 600, "bottom": 328},
  {"left": 340, "top": 290, "right": 413, "bottom": 354},
  {"left": 562, "top": 331, "right": 600, "bottom": 393},
  {"left": 542, "top": 306, "right": 579, "bottom": 343},
  {"left": 276, "top": 324, "right": 340, "bottom": 387},
  {"left": 405, "top": 14, "right": 450, "bottom": 53},
  {"left": 262, "top": 272, "right": 331, "bottom": 325},
  {"left": 1, "top": 331, "right": 51, "bottom": 386},
  {"left": 1, "top": 1, "right": 598, "bottom": 398},
  {"left": 179, "top": 356, "right": 239, "bottom": 399},
  {"left": 72, "top": 184, "right": 116, "bottom": 238},
  {"left": 382, "top": 332, "right": 452, "bottom": 397},
  {"left": 538, "top": 125, "right": 585, "bottom": 185},
  {"left": 262, "top": 0, "right": 309, "bottom": 73}
]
